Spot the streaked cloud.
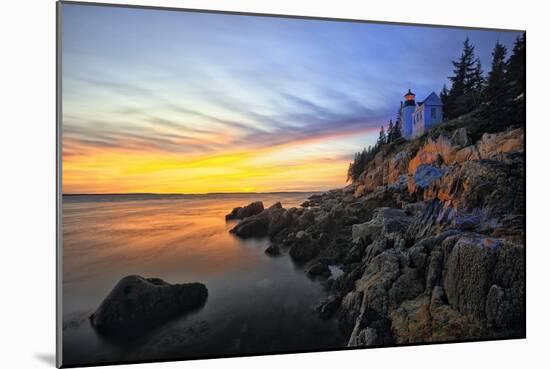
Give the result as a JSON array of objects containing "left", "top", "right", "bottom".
[{"left": 61, "top": 3, "right": 522, "bottom": 193}]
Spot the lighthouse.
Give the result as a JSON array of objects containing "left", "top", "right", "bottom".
[
  {"left": 400, "top": 89, "right": 416, "bottom": 139},
  {"left": 398, "top": 88, "right": 443, "bottom": 139}
]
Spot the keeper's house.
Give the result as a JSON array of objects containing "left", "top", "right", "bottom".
[{"left": 399, "top": 89, "right": 443, "bottom": 139}]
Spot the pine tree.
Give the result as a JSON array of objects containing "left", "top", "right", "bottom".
[
  {"left": 446, "top": 38, "right": 480, "bottom": 118},
  {"left": 440, "top": 84, "right": 450, "bottom": 119},
  {"left": 347, "top": 162, "right": 353, "bottom": 182},
  {"left": 387, "top": 120, "right": 394, "bottom": 144},
  {"left": 486, "top": 41, "right": 508, "bottom": 102},
  {"left": 348, "top": 148, "right": 370, "bottom": 182},
  {"left": 469, "top": 59, "right": 485, "bottom": 105},
  {"left": 377, "top": 126, "right": 387, "bottom": 147},
  {"left": 393, "top": 119, "right": 402, "bottom": 140},
  {"left": 450, "top": 38, "right": 476, "bottom": 94},
  {"left": 505, "top": 34, "right": 525, "bottom": 126},
  {"left": 484, "top": 41, "right": 508, "bottom": 128},
  {"left": 506, "top": 34, "right": 525, "bottom": 99}
]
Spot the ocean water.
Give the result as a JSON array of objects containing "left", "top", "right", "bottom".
[{"left": 62, "top": 193, "right": 346, "bottom": 366}]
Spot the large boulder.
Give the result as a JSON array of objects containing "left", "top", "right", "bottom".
[
  {"left": 348, "top": 307, "right": 393, "bottom": 347},
  {"left": 354, "top": 184, "right": 366, "bottom": 198},
  {"left": 390, "top": 287, "right": 484, "bottom": 344},
  {"left": 443, "top": 235, "right": 501, "bottom": 318},
  {"left": 301, "top": 194, "right": 322, "bottom": 208},
  {"left": 407, "top": 155, "right": 524, "bottom": 220},
  {"left": 338, "top": 291, "right": 364, "bottom": 335},
  {"left": 408, "top": 134, "right": 471, "bottom": 173},
  {"left": 229, "top": 202, "right": 297, "bottom": 239},
  {"left": 477, "top": 129, "right": 524, "bottom": 160},
  {"left": 437, "top": 159, "right": 523, "bottom": 215},
  {"left": 354, "top": 250, "right": 401, "bottom": 316},
  {"left": 289, "top": 231, "right": 319, "bottom": 263},
  {"left": 90, "top": 275, "right": 208, "bottom": 334},
  {"left": 485, "top": 241, "right": 525, "bottom": 331},
  {"left": 412, "top": 165, "right": 444, "bottom": 189},
  {"left": 388, "top": 267, "right": 425, "bottom": 307},
  {"left": 306, "top": 261, "right": 331, "bottom": 278},
  {"left": 352, "top": 208, "right": 412, "bottom": 243},
  {"left": 267, "top": 208, "right": 292, "bottom": 237},
  {"left": 450, "top": 127, "right": 469, "bottom": 147},
  {"left": 225, "top": 201, "right": 264, "bottom": 220},
  {"left": 317, "top": 295, "right": 341, "bottom": 320},
  {"left": 387, "top": 150, "right": 411, "bottom": 185},
  {"left": 363, "top": 167, "right": 384, "bottom": 193},
  {"left": 264, "top": 244, "right": 281, "bottom": 256},
  {"left": 229, "top": 212, "right": 270, "bottom": 237},
  {"left": 389, "top": 296, "right": 432, "bottom": 344},
  {"left": 408, "top": 138, "right": 444, "bottom": 175}
]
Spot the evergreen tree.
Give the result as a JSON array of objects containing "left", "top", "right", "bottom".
[
  {"left": 505, "top": 34, "right": 526, "bottom": 126},
  {"left": 395, "top": 107, "right": 403, "bottom": 136},
  {"left": 392, "top": 119, "right": 402, "bottom": 141},
  {"left": 395, "top": 107, "right": 402, "bottom": 124},
  {"left": 484, "top": 41, "right": 508, "bottom": 127},
  {"left": 506, "top": 34, "right": 525, "bottom": 99},
  {"left": 440, "top": 84, "right": 450, "bottom": 119},
  {"left": 347, "top": 146, "right": 381, "bottom": 182},
  {"left": 469, "top": 59, "right": 485, "bottom": 105},
  {"left": 348, "top": 148, "right": 365, "bottom": 182},
  {"left": 446, "top": 38, "right": 481, "bottom": 118},
  {"left": 377, "top": 126, "right": 387, "bottom": 147},
  {"left": 450, "top": 38, "right": 476, "bottom": 93},
  {"left": 346, "top": 162, "right": 353, "bottom": 182},
  {"left": 387, "top": 120, "right": 394, "bottom": 144},
  {"left": 485, "top": 41, "right": 508, "bottom": 102}
]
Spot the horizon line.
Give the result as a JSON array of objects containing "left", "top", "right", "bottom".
[{"left": 62, "top": 190, "right": 329, "bottom": 196}]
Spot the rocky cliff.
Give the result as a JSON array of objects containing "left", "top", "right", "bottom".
[{"left": 228, "top": 118, "right": 525, "bottom": 346}]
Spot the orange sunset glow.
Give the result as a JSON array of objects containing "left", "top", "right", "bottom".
[
  {"left": 62, "top": 127, "right": 379, "bottom": 194},
  {"left": 61, "top": 5, "right": 519, "bottom": 194}
]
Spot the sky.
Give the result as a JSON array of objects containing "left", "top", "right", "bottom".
[{"left": 61, "top": 3, "right": 522, "bottom": 194}]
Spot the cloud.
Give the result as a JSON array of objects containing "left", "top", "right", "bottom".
[
  {"left": 60, "top": 3, "right": 523, "bottom": 193},
  {"left": 71, "top": 76, "right": 155, "bottom": 97}
]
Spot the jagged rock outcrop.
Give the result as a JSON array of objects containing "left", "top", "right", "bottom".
[
  {"left": 227, "top": 123, "right": 525, "bottom": 346},
  {"left": 226, "top": 201, "right": 264, "bottom": 220}
]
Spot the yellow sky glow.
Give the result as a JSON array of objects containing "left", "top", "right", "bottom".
[{"left": 62, "top": 132, "right": 368, "bottom": 194}]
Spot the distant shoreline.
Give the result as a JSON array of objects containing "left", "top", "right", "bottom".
[{"left": 62, "top": 191, "right": 324, "bottom": 197}]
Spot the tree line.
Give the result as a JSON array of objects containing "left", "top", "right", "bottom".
[
  {"left": 346, "top": 119, "right": 402, "bottom": 182},
  {"left": 347, "top": 33, "right": 525, "bottom": 183},
  {"left": 441, "top": 34, "right": 525, "bottom": 127}
]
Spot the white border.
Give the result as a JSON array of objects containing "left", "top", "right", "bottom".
[{"left": 1, "top": 1, "right": 547, "bottom": 369}]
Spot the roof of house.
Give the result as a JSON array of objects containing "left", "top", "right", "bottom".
[
  {"left": 413, "top": 92, "right": 443, "bottom": 113},
  {"left": 418, "top": 92, "right": 442, "bottom": 106}
]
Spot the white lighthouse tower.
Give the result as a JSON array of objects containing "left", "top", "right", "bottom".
[{"left": 400, "top": 89, "right": 416, "bottom": 139}]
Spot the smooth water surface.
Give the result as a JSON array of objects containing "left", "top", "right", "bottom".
[{"left": 62, "top": 193, "right": 345, "bottom": 366}]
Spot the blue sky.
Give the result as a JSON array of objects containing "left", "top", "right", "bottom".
[{"left": 61, "top": 3, "right": 523, "bottom": 193}]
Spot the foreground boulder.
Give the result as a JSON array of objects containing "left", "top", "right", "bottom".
[
  {"left": 90, "top": 275, "right": 208, "bottom": 334},
  {"left": 226, "top": 201, "right": 264, "bottom": 220}
]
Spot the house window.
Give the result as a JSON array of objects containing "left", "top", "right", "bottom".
[{"left": 431, "top": 107, "right": 437, "bottom": 119}]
